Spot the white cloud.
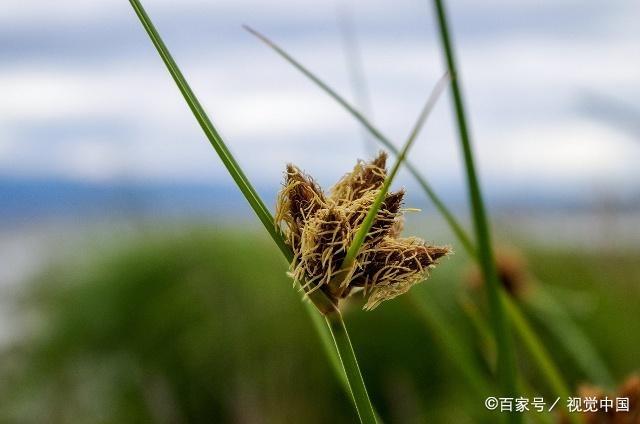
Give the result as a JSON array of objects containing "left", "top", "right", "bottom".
[
  {"left": 0, "top": 0, "right": 638, "bottom": 198},
  {"left": 481, "top": 121, "right": 640, "bottom": 185}
]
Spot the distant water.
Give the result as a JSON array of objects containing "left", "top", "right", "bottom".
[{"left": 1, "top": 177, "right": 638, "bottom": 291}]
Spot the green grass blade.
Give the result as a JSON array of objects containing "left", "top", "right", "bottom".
[
  {"left": 431, "top": 0, "right": 520, "bottom": 410},
  {"left": 461, "top": 295, "right": 574, "bottom": 424},
  {"left": 502, "top": 294, "right": 580, "bottom": 424},
  {"left": 459, "top": 295, "right": 497, "bottom": 367},
  {"left": 408, "top": 294, "right": 492, "bottom": 397},
  {"left": 462, "top": 294, "right": 579, "bottom": 424},
  {"left": 528, "top": 286, "right": 614, "bottom": 387},
  {"left": 244, "top": 25, "right": 475, "bottom": 256},
  {"left": 326, "top": 311, "right": 377, "bottom": 424},
  {"left": 305, "top": 302, "right": 348, "bottom": 387},
  {"left": 341, "top": 74, "right": 449, "bottom": 273},
  {"left": 128, "top": 3, "right": 377, "bottom": 422},
  {"left": 129, "top": 0, "right": 290, "bottom": 260}
]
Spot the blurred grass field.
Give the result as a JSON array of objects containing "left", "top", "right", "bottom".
[{"left": 1, "top": 226, "right": 637, "bottom": 423}]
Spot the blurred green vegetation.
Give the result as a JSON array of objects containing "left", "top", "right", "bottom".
[{"left": 0, "top": 227, "right": 638, "bottom": 423}]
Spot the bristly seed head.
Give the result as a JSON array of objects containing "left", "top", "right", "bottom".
[
  {"left": 275, "top": 151, "right": 451, "bottom": 310},
  {"left": 565, "top": 374, "right": 640, "bottom": 424},
  {"left": 467, "top": 248, "right": 529, "bottom": 299}
]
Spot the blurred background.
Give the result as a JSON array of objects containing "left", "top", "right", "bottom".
[{"left": 1, "top": 0, "right": 639, "bottom": 422}]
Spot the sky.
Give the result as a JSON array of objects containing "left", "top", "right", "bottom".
[{"left": 1, "top": 0, "right": 639, "bottom": 205}]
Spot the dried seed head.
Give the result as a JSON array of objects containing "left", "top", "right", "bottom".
[
  {"left": 577, "top": 384, "right": 613, "bottom": 424},
  {"left": 330, "top": 151, "right": 388, "bottom": 204},
  {"left": 275, "top": 152, "right": 451, "bottom": 310},
  {"left": 275, "top": 164, "right": 327, "bottom": 249},
  {"left": 369, "top": 190, "right": 404, "bottom": 242},
  {"left": 354, "top": 237, "right": 451, "bottom": 310},
  {"left": 345, "top": 189, "right": 405, "bottom": 250},
  {"left": 618, "top": 375, "right": 640, "bottom": 424},
  {"left": 560, "top": 374, "right": 640, "bottom": 424},
  {"left": 294, "top": 207, "right": 349, "bottom": 294},
  {"left": 620, "top": 375, "right": 640, "bottom": 402},
  {"left": 467, "top": 248, "right": 529, "bottom": 299}
]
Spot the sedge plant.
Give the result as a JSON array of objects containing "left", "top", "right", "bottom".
[
  {"left": 129, "top": 1, "right": 595, "bottom": 422},
  {"left": 245, "top": 22, "right": 585, "bottom": 424},
  {"left": 129, "top": 1, "right": 454, "bottom": 421}
]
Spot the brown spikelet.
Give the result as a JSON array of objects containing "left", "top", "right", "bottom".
[
  {"left": 368, "top": 190, "right": 404, "bottom": 242},
  {"left": 331, "top": 151, "right": 388, "bottom": 204},
  {"left": 275, "top": 164, "right": 327, "bottom": 250},
  {"left": 275, "top": 152, "right": 451, "bottom": 309},
  {"left": 617, "top": 375, "right": 640, "bottom": 424},
  {"left": 467, "top": 248, "right": 529, "bottom": 299},
  {"left": 354, "top": 238, "right": 451, "bottom": 310},
  {"left": 578, "top": 384, "right": 614, "bottom": 424},
  {"left": 559, "top": 375, "right": 640, "bottom": 424},
  {"left": 347, "top": 189, "right": 405, "bottom": 249},
  {"left": 293, "top": 208, "right": 349, "bottom": 295}
]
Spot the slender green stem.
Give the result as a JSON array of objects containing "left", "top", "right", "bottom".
[
  {"left": 130, "top": 0, "right": 287, "bottom": 258},
  {"left": 244, "top": 25, "right": 475, "bottom": 255},
  {"left": 502, "top": 294, "right": 566, "bottom": 398},
  {"left": 305, "top": 302, "right": 348, "bottom": 388},
  {"left": 431, "top": 0, "right": 519, "bottom": 413},
  {"left": 326, "top": 311, "right": 377, "bottom": 424},
  {"left": 309, "top": 300, "right": 383, "bottom": 421},
  {"left": 503, "top": 294, "right": 581, "bottom": 424},
  {"left": 127, "top": 0, "right": 337, "bottom": 311},
  {"left": 459, "top": 295, "right": 497, "bottom": 368},
  {"left": 128, "top": 2, "right": 375, "bottom": 422}
]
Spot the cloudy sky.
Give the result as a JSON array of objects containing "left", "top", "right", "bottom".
[{"left": 1, "top": 0, "right": 639, "bottom": 203}]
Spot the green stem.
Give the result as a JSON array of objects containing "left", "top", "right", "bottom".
[
  {"left": 502, "top": 294, "right": 581, "bottom": 424},
  {"left": 128, "top": 2, "right": 375, "bottom": 421},
  {"left": 462, "top": 296, "right": 573, "bottom": 424},
  {"left": 129, "top": 0, "right": 288, "bottom": 258},
  {"left": 305, "top": 302, "right": 348, "bottom": 389},
  {"left": 431, "top": 0, "right": 520, "bottom": 416},
  {"left": 459, "top": 295, "right": 497, "bottom": 368},
  {"left": 502, "top": 295, "right": 566, "bottom": 398},
  {"left": 326, "top": 311, "right": 378, "bottom": 424}
]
